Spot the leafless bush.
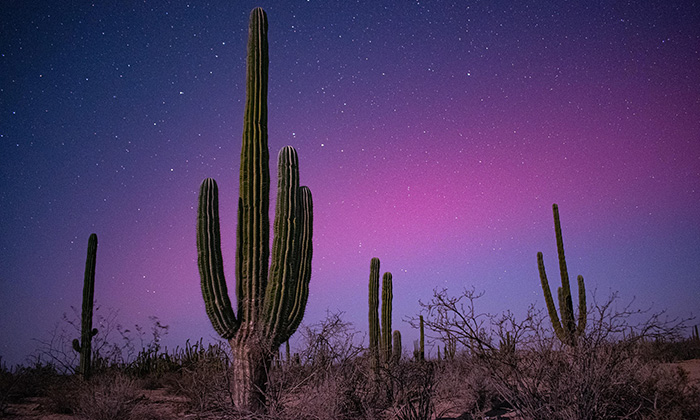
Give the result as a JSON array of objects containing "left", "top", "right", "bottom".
[
  {"left": 74, "top": 372, "right": 142, "bottom": 420},
  {"left": 261, "top": 311, "right": 378, "bottom": 420},
  {"left": 412, "top": 287, "right": 699, "bottom": 420},
  {"left": 432, "top": 356, "right": 499, "bottom": 417},
  {"left": 174, "top": 346, "right": 232, "bottom": 413},
  {"left": 297, "top": 311, "right": 365, "bottom": 375}
]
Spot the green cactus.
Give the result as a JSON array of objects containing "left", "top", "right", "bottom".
[
  {"left": 538, "top": 204, "right": 586, "bottom": 347},
  {"left": 368, "top": 258, "right": 394, "bottom": 373},
  {"left": 381, "top": 272, "right": 393, "bottom": 364},
  {"left": 418, "top": 315, "right": 425, "bottom": 361},
  {"left": 72, "top": 233, "right": 98, "bottom": 379},
  {"left": 692, "top": 325, "right": 699, "bottom": 342},
  {"left": 196, "top": 7, "right": 313, "bottom": 412},
  {"left": 392, "top": 330, "right": 402, "bottom": 364},
  {"left": 369, "top": 258, "right": 380, "bottom": 374}
]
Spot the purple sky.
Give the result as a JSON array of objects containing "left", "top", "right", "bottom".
[{"left": 1, "top": 1, "right": 699, "bottom": 366}]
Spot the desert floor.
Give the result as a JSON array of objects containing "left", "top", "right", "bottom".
[{"left": 4, "top": 359, "right": 700, "bottom": 420}]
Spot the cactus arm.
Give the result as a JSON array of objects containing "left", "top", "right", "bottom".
[
  {"left": 381, "top": 272, "right": 393, "bottom": 363},
  {"left": 197, "top": 178, "right": 239, "bottom": 339},
  {"left": 538, "top": 251, "right": 565, "bottom": 341},
  {"left": 553, "top": 204, "right": 576, "bottom": 329},
  {"left": 369, "top": 258, "right": 380, "bottom": 372},
  {"left": 576, "top": 275, "right": 587, "bottom": 335},
  {"left": 282, "top": 186, "right": 313, "bottom": 340},
  {"left": 265, "top": 146, "right": 301, "bottom": 342},
  {"left": 238, "top": 6, "right": 270, "bottom": 326}
]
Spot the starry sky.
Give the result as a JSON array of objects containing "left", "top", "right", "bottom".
[{"left": 1, "top": 1, "right": 699, "bottom": 366}]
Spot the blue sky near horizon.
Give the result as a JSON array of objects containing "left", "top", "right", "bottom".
[{"left": 1, "top": 0, "right": 699, "bottom": 366}]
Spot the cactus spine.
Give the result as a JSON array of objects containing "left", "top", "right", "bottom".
[
  {"left": 538, "top": 204, "right": 586, "bottom": 346},
  {"left": 369, "top": 258, "right": 394, "bottom": 372},
  {"left": 72, "top": 233, "right": 98, "bottom": 379},
  {"left": 196, "top": 8, "right": 313, "bottom": 412}
]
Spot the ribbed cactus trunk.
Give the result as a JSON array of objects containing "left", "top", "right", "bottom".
[
  {"left": 538, "top": 203, "right": 586, "bottom": 347},
  {"left": 419, "top": 315, "right": 425, "bottom": 361},
  {"left": 381, "top": 272, "right": 393, "bottom": 364},
  {"left": 392, "top": 330, "right": 402, "bottom": 364},
  {"left": 72, "top": 233, "right": 98, "bottom": 379},
  {"left": 368, "top": 258, "right": 380, "bottom": 375},
  {"left": 368, "top": 258, "right": 394, "bottom": 373},
  {"left": 196, "top": 8, "right": 313, "bottom": 413}
]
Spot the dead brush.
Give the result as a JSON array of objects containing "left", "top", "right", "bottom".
[
  {"left": 74, "top": 372, "right": 142, "bottom": 420},
  {"left": 174, "top": 349, "right": 232, "bottom": 413}
]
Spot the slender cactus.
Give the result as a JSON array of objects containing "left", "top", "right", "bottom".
[
  {"left": 369, "top": 258, "right": 380, "bottom": 374},
  {"left": 538, "top": 204, "right": 586, "bottom": 346},
  {"left": 392, "top": 330, "right": 402, "bottom": 364},
  {"left": 381, "top": 272, "right": 393, "bottom": 364},
  {"left": 419, "top": 315, "right": 425, "bottom": 361},
  {"left": 72, "top": 233, "right": 98, "bottom": 379},
  {"left": 196, "top": 8, "right": 313, "bottom": 412},
  {"left": 369, "top": 257, "right": 394, "bottom": 373}
]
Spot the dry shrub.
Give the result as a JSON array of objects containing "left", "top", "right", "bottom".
[
  {"left": 74, "top": 372, "right": 142, "bottom": 420},
  {"left": 414, "top": 288, "right": 700, "bottom": 420},
  {"left": 265, "top": 355, "right": 372, "bottom": 420},
  {"left": 432, "top": 357, "right": 499, "bottom": 416},
  {"left": 174, "top": 354, "right": 232, "bottom": 413},
  {"left": 261, "top": 311, "right": 373, "bottom": 420}
]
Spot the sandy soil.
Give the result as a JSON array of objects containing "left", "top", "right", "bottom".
[
  {"left": 676, "top": 358, "right": 700, "bottom": 383},
  {"left": 3, "top": 388, "right": 189, "bottom": 419}
]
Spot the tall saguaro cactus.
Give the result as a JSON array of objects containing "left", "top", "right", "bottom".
[
  {"left": 196, "top": 8, "right": 313, "bottom": 412},
  {"left": 72, "top": 233, "right": 98, "bottom": 379},
  {"left": 368, "top": 257, "right": 394, "bottom": 373},
  {"left": 538, "top": 204, "right": 586, "bottom": 346}
]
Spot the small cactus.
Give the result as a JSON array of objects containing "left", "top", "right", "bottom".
[
  {"left": 392, "top": 330, "right": 402, "bottom": 364},
  {"left": 381, "top": 272, "right": 393, "bottom": 364},
  {"left": 369, "top": 258, "right": 380, "bottom": 374},
  {"left": 415, "top": 315, "right": 425, "bottom": 361},
  {"left": 72, "top": 233, "right": 98, "bottom": 379},
  {"left": 368, "top": 257, "right": 394, "bottom": 372},
  {"left": 538, "top": 204, "right": 587, "bottom": 346}
]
